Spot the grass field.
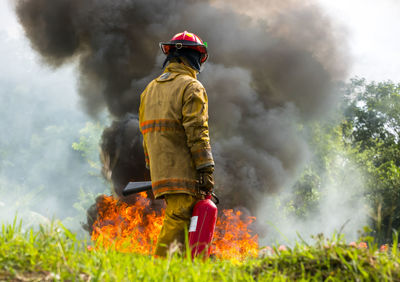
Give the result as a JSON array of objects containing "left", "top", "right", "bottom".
[{"left": 1, "top": 218, "right": 399, "bottom": 281}]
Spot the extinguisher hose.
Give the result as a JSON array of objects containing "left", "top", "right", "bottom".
[{"left": 211, "top": 192, "right": 220, "bottom": 205}]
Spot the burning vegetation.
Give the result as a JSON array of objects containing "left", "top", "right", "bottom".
[
  {"left": 91, "top": 193, "right": 163, "bottom": 255},
  {"left": 91, "top": 193, "right": 258, "bottom": 260}
]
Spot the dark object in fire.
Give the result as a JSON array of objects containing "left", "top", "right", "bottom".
[{"left": 122, "top": 181, "right": 152, "bottom": 196}]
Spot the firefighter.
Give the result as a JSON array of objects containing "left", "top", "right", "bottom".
[{"left": 139, "top": 31, "right": 215, "bottom": 257}]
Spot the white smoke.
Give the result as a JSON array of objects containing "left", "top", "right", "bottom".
[{"left": 0, "top": 21, "right": 107, "bottom": 231}]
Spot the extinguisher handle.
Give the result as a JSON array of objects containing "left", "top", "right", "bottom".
[{"left": 211, "top": 192, "right": 220, "bottom": 205}]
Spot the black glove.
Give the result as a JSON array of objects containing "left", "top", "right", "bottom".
[{"left": 197, "top": 166, "right": 214, "bottom": 193}]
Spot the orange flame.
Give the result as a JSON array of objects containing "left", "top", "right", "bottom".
[
  {"left": 91, "top": 193, "right": 258, "bottom": 260},
  {"left": 91, "top": 193, "right": 164, "bottom": 254},
  {"left": 213, "top": 209, "right": 258, "bottom": 260}
]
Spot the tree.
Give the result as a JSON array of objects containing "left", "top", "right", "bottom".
[{"left": 342, "top": 78, "right": 400, "bottom": 242}]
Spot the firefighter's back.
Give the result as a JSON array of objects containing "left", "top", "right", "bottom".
[{"left": 139, "top": 62, "right": 202, "bottom": 198}]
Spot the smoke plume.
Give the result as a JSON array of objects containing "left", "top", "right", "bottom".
[{"left": 15, "top": 0, "right": 351, "bottom": 228}]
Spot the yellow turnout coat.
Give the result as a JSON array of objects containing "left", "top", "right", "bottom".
[{"left": 139, "top": 62, "right": 214, "bottom": 199}]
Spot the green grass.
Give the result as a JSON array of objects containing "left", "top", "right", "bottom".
[{"left": 1, "top": 218, "right": 399, "bottom": 281}]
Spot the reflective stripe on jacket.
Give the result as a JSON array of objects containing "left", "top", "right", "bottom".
[{"left": 139, "top": 62, "right": 214, "bottom": 198}]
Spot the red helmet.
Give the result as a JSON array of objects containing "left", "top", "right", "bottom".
[{"left": 160, "top": 31, "right": 208, "bottom": 64}]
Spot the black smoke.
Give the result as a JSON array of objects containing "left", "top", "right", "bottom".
[
  {"left": 100, "top": 114, "right": 150, "bottom": 198},
  {"left": 15, "top": 0, "right": 349, "bottom": 212}
]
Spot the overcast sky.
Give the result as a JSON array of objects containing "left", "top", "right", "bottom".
[
  {"left": 0, "top": 0, "right": 399, "bottom": 83},
  {"left": 319, "top": 0, "right": 400, "bottom": 82}
]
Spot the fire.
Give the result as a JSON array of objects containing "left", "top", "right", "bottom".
[
  {"left": 91, "top": 193, "right": 258, "bottom": 260},
  {"left": 91, "top": 193, "right": 164, "bottom": 254},
  {"left": 213, "top": 209, "right": 258, "bottom": 260}
]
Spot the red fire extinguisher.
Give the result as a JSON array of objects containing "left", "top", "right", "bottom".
[{"left": 188, "top": 193, "right": 219, "bottom": 259}]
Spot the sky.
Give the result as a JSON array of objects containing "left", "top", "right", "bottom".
[
  {"left": 318, "top": 0, "right": 400, "bottom": 82},
  {"left": 1, "top": 0, "right": 399, "bottom": 84}
]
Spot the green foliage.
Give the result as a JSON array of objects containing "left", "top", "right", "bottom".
[
  {"left": 1, "top": 220, "right": 399, "bottom": 281},
  {"left": 285, "top": 78, "right": 400, "bottom": 244},
  {"left": 342, "top": 78, "right": 400, "bottom": 243},
  {"left": 344, "top": 78, "right": 400, "bottom": 149},
  {"left": 72, "top": 122, "right": 104, "bottom": 173},
  {"left": 69, "top": 121, "right": 110, "bottom": 228}
]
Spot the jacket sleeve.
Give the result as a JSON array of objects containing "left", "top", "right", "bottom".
[
  {"left": 139, "top": 91, "right": 150, "bottom": 170},
  {"left": 182, "top": 81, "right": 214, "bottom": 170}
]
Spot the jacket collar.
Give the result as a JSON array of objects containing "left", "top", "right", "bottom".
[{"left": 164, "top": 62, "right": 197, "bottom": 79}]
